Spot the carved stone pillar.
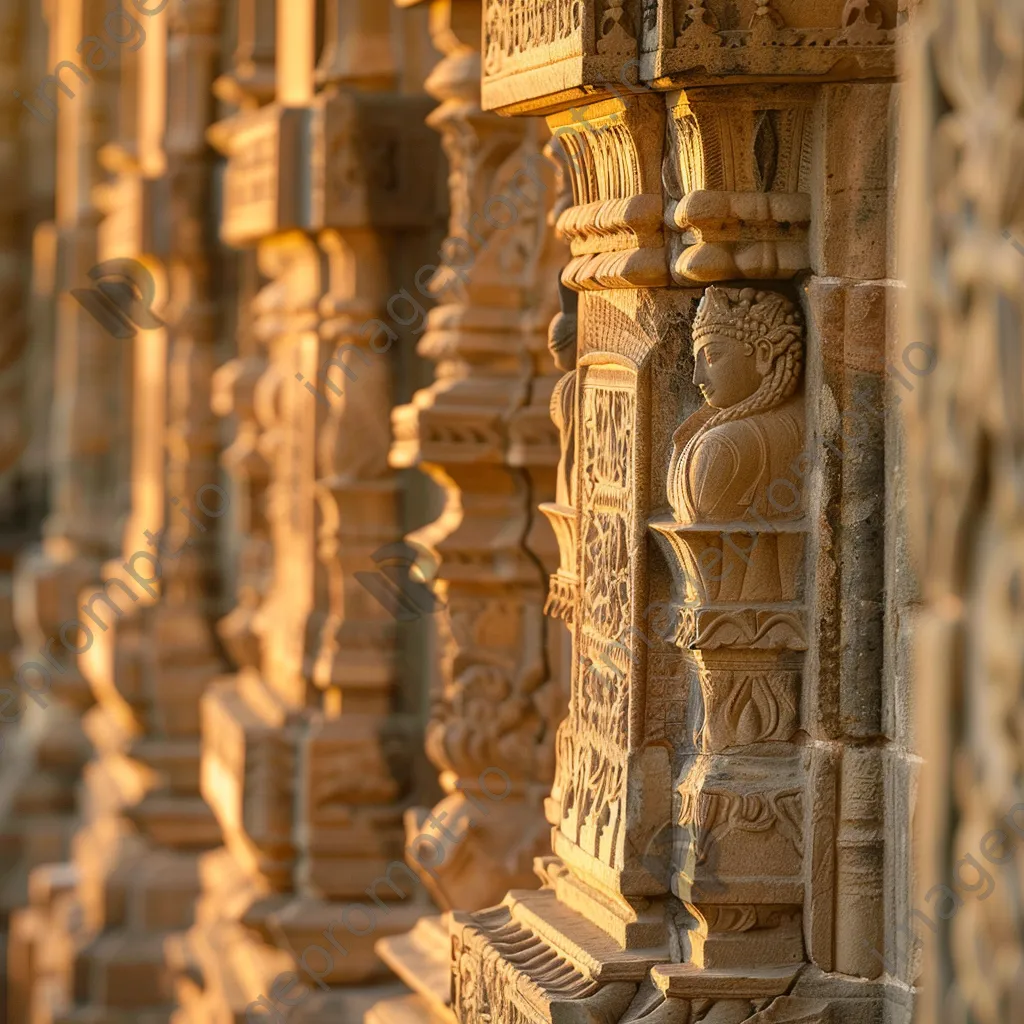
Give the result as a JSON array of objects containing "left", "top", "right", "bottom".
[
  {"left": 453, "top": 3, "right": 902, "bottom": 1021},
  {"left": 902, "top": 2, "right": 1024, "bottom": 1021},
  {"left": 365, "top": 2, "right": 570, "bottom": 1022},
  {"left": 5, "top": 0, "right": 133, "bottom": 1018},
  {"left": 0, "top": 0, "right": 49, "bottom": 1009},
  {"left": 12, "top": 1, "right": 229, "bottom": 1020},
  {"left": 170, "top": 3, "right": 448, "bottom": 1020}
]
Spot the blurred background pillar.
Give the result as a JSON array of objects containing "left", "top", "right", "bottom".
[
  {"left": 366, "top": 2, "right": 571, "bottom": 1022},
  {"left": 168, "top": 1, "right": 449, "bottom": 1019},
  {"left": 0, "top": 0, "right": 54, "bottom": 1011},
  {"left": 903, "top": 2, "right": 1024, "bottom": 1021},
  {"left": 7, "top": 0, "right": 231, "bottom": 1019},
  {"left": 5, "top": 0, "right": 133, "bottom": 1018}
]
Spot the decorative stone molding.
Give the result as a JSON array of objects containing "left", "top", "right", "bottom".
[
  {"left": 0, "top": 1, "right": 926, "bottom": 1021},
  {"left": 664, "top": 88, "right": 814, "bottom": 283},
  {"left": 481, "top": 0, "right": 641, "bottom": 114},
  {"left": 481, "top": 0, "right": 897, "bottom": 115},
  {"left": 642, "top": 0, "right": 897, "bottom": 82},
  {"left": 550, "top": 95, "right": 669, "bottom": 291}
]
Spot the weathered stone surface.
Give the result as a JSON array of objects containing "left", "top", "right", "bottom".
[
  {"left": 0, "top": 2, "right": 1013, "bottom": 1022},
  {"left": 450, "top": 3, "right": 904, "bottom": 1021}
]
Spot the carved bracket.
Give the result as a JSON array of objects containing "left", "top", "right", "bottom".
[{"left": 665, "top": 88, "right": 814, "bottom": 283}]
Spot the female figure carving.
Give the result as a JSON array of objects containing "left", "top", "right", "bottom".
[{"left": 668, "top": 286, "right": 805, "bottom": 525}]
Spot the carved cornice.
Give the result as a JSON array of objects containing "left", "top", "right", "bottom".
[
  {"left": 644, "top": 0, "right": 897, "bottom": 84},
  {"left": 481, "top": 0, "right": 897, "bottom": 115},
  {"left": 481, "top": 0, "right": 641, "bottom": 115}
]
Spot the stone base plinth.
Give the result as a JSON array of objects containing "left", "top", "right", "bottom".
[
  {"left": 370, "top": 915, "right": 456, "bottom": 1024},
  {"left": 452, "top": 887, "right": 886, "bottom": 1024}
]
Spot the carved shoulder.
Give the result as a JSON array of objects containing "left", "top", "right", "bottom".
[
  {"left": 686, "top": 424, "right": 746, "bottom": 520},
  {"left": 671, "top": 412, "right": 800, "bottom": 523}
]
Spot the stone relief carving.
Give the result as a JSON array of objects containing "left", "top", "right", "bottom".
[
  {"left": 549, "top": 280, "right": 579, "bottom": 512},
  {"left": 597, "top": 0, "right": 637, "bottom": 55},
  {"left": 483, "top": 0, "right": 586, "bottom": 78},
  {"left": 0, "top": 0, "right": 927, "bottom": 1021},
  {"left": 650, "top": 284, "right": 808, "bottom": 973},
  {"left": 481, "top": 1, "right": 894, "bottom": 114},
  {"left": 674, "top": 0, "right": 721, "bottom": 48},
  {"left": 540, "top": 279, "right": 580, "bottom": 629},
  {"left": 667, "top": 286, "right": 804, "bottom": 525},
  {"left": 454, "top": 0, "right": 902, "bottom": 1003},
  {"left": 653, "top": 0, "right": 896, "bottom": 80}
]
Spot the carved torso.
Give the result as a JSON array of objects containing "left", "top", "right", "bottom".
[{"left": 668, "top": 395, "right": 805, "bottom": 524}]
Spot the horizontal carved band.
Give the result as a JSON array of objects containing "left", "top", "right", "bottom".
[
  {"left": 557, "top": 194, "right": 664, "bottom": 256},
  {"left": 669, "top": 190, "right": 811, "bottom": 282},
  {"left": 676, "top": 607, "right": 808, "bottom": 651},
  {"left": 562, "top": 246, "right": 670, "bottom": 290},
  {"left": 649, "top": 519, "right": 807, "bottom": 610},
  {"left": 482, "top": 1, "right": 896, "bottom": 114}
]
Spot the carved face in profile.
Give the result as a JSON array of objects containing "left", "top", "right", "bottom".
[
  {"left": 668, "top": 286, "right": 805, "bottom": 526},
  {"left": 692, "top": 333, "right": 774, "bottom": 410}
]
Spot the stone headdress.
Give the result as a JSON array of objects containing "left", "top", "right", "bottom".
[{"left": 692, "top": 286, "right": 804, "bottom": 430}]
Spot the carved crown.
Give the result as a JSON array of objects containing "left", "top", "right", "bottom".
[{"left": 692, "top": 286, "right": 803, "bottom": 348}]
